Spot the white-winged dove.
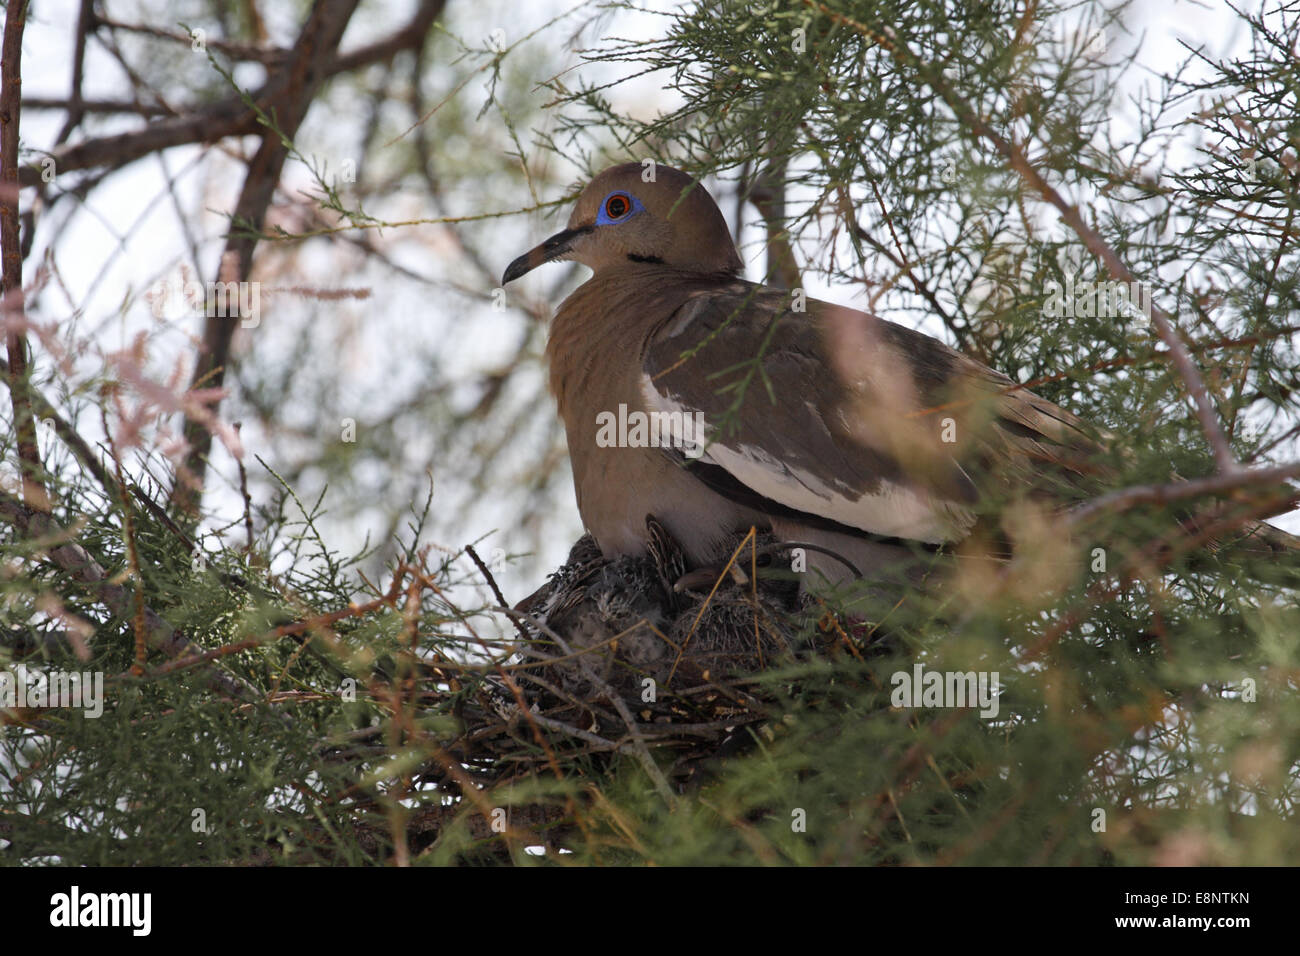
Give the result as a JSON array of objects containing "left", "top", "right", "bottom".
[{"left": 500, "top": 163, "right": 1282, "bottom": 589}]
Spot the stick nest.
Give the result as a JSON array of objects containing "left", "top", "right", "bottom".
[{"left": 449, "top": 518, "right": 870, "bottom": 790}]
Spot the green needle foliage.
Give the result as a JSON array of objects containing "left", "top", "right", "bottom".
[{"left": 3, "top": 0, "right": 1299, "bottom": 865}]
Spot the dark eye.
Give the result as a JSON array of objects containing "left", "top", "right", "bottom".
[{"left": 605, "top": 194, "right": 630, "bottom": 219}]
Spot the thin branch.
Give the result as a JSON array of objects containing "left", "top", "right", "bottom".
[
  {"left": 94, "top": 15, "right": 291, "bottom": 66},
  {"left": 53, "top": 0, "right": 98, "bottom": 146},
  {"left": 1, "top": 0, "right": 47, "bottom": 515},
  {"left": 329, "top": 0, "right": 448, "bottom": 74},
  {"left": 20, "top": 97, "right": 174, "bottom": 117},
  {"left": 1067, "top": 461, "right": 1300, "bottom": 525},
  {"left": 0, "top": 355, "right": 122, "bottom": 502},
  {"left": 15, "top": 0, "right": 448, "bottom": 188},
  {"left": 18, "top": 95, "right": 261, "bottom": 188},
  {"left": 464, "top": 543, "right": 530, "bottom": 642},
  {"left": 105, "top": 424, "right": 149, "bottom": 676},
  {"left": 173, "top": 0, "right": 363, "bottom": 519}
]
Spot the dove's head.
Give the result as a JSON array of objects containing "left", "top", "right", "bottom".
[{"left": 502, "top": 162, "right": 743, "bottom": 284}]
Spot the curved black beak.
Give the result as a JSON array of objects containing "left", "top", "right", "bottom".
[{"left": 502, "top": 225, "right": 591, "bottom": 284}]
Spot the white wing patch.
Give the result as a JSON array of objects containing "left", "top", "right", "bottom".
[{"left": 641, "top": 375, "right": 975, "bottom": 543}]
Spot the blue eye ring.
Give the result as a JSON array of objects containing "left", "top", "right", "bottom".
[{"left": 596, "top": 191, "right": 643, "bottom": 225}]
